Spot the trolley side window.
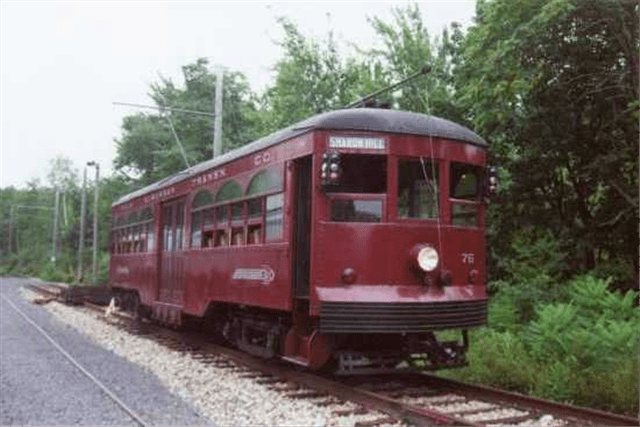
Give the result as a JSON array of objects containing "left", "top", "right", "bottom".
[
  {"left": 398, "top": 159, "right": 439, "bottom": 219},
  {"left": 138, "top": 207, "right": 154, "bottom": 252},
  {"left": 111, "top": 216, "right": 124, "bottom": 254},
  {"left": 163, "top": 206, "right": 174, "bottom": 251},
  {"left": 247, "top": 168, "right": 283, "bottom": 195},
  {"left": 111, "top": 208, "right": 155, "bottom": 254},
  {"left": 211, "top": 180, "right": 242, "bottom": 247},
  {"left": 265, "top": 193, "right": 284, "bottom": 241},
  {"left": 450, "top": 162, "right": 482, "bottom": 227},
  {"left": 246, "top": 167, "right": 284, "bottom": 244},
  {"left": 191, "top": 190, "right": 214, "bottom": 248},
  {"left": 216, "top": 180, "right": 242, "bottom": 202}
]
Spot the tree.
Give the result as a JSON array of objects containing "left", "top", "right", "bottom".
[
  {"left": 456, "top": 0, "right": 639, "bottom": 282},
  {"left": 114, "top": 59, "right": 262, "bottom": 184},
  {"left": 367, "top": 3, "right": 465, "bottom": 121},
  {"left": 262, "top": 17, "right": 387, "bottom": 131}
]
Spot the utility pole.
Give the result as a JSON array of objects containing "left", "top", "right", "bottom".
[
  {"left": 78, "top": 167, "right": 87, "bottom": 282},
  {"left": 213, "top": 65, "right": 223, "bottom": 158},
  {"left": 51, "top": 190, "right": 60, "bottom": 263},
  {"left": 87, "top": 161, "right": 99, "bottom": 284},
  {"left": 8, "top": 205, "right": 15, "bottom": 254}
]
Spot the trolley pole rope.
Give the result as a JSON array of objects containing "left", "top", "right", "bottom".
[{"left": 1, "top": 293, "right": 148, "bottom": 427}]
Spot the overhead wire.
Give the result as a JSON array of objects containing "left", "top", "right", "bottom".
[{"left": 420, "top": 88, "right": 444, "bottom": 256}]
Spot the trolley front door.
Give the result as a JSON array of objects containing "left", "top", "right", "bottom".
[
  {"left": 159, "top": 198, "right": 186, "bottom": 304},
  {"left": 293, "top": 156, "right": 312, "bottom": 298}
]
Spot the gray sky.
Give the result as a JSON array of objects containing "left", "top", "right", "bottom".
[{"left": 1, "top": 1, "right": 476, "bottom": 189}]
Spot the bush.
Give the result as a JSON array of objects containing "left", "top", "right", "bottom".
[
  {"left": 40, "top": 261, "right": 74, "bottom": 283},
  {"left": 501, "top": 229, "right": 568, "bottom": 283},
  {"left": 443, "top": 329, "right": 540, "bottom": 393},
  {"left": 445, "top": 273, "right": 639, "bottom": 415},
  {"left": 590, "top": 257, "right": 636, "bottom": 292},
  {"left": 531, "top": 354, "right": 639, "bottom": 415},
  {"left": 523, "top": 302, "right": 577, "bottom": 362},
  {"left": 569, "top": 275, "right": 637, "bottom": 321},
  {"left": 574, "top": 357, "right": 639, "bottom": 415},
  {"left": 488, "top": 275, "right": 571, "bottom": 327}
]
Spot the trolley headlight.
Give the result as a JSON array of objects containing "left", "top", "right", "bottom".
[{"left": 414, "top": 245, "right": 439, "bottom": 272}]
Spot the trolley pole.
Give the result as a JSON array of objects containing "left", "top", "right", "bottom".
[
  {"left": 77, "top": 167, "right": 87, "bottom": 282},
  {"left": 87, "top": 161, "right": 99, "bottom": 284},
  {"left": 213, "top": 65, "right": 223, "bottom": 158}
]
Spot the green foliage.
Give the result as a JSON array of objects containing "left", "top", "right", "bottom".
[
  {"left": 524, "top": 302, "right": 580, "bottom": 364},
  {"left": 262, "top": 17, "right": 384, "bottom": 130},
  {"left": 523, "top": 275, "right": 640, "bottom": 409},
  {"left": 3, "top": 3, "right": 638, "bottom": 415},
  {"left": 460, "top": 0, "right": 639, "bottom": 284},
  {"left": 40, "top": 260, "right": 74, "bottom": 283},
  {"left": 486, "top": 285, "right": 520, "bottom": 333},
  {"left": 446, "top": 329, "right": 539, "bottom": 393},
  {"left": 504, "top": 229, "right": 567, "bottom": 281},
  {"left": 115, "top": 59, "right": 261, "bottom": 184},
  {"left": 528, "top": 332, "right": 639, "bottom": 411},
  {"left": 574, "top": 357, "right": 639, "bottom": 415},
  {"left": 367, "top": 3, "right": 465, "bottom": 121},
  {"left": 488, "top": 231, "right": 571, "bottom": 324},
  {"left": 568, "top": 275, "right": 637, "bottom": 321},
  {"left": 448, "top": 293, "right": 639, "bottom": 413},
  {"left": 536, "top": 360, "right": 575, "bottom": 402},
  {"left": 1, "top": 156, "right": 128, "bottom": 286},
  {"left": 590, "top": 257, "right": 636, "bottom": 292},
  {"left": 475, "top": 273, "right": 639, "bottom": 413},
  {"left": 97, "top": 252, "right": 110, "bottom": 285}
]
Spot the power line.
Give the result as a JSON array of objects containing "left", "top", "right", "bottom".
[
  {"left": 113, "top": 101, "right": 216, "bottom": 118},
  {"left": 12, "top": 205, "right": 54, "bottom": 210}
]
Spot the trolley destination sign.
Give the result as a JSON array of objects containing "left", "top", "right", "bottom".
[{"left": 328, "top": 136, "right": 386, "bottom": 150}]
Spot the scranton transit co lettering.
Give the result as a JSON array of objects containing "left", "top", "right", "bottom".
[
  {"left": 143, "top": 186, "right": 177, "bottom": 204},
  {"left": 329, "top": 136, "right": 386, "bottom": 150},
  {"left": 192, "top": 168, "right": 227, "bottom": 187}
]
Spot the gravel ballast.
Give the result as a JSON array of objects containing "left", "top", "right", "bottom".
[
  {"left": 16, "top": 281, "right": 405, "bottom": 426},
  {"left": 1, "top": 277, "right": 211, "bottom": 426},
  {"left": 9, "top": 277, "right": 568, "bottom": 427}
]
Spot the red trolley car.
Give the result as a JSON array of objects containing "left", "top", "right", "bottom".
[{"left": 110, "top": 108, "right": 489, "bottom": 374}]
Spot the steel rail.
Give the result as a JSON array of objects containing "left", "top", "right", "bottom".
[
  {"left": 56, "top": 300, "right": 473, "bottom": 427},
  {"left": 29, "top": 284, "right": 639, "bottom": 426},
  {"left": 27, "top": 282, "right": 66, "bottom": 297},
  {"left": 196, "top": 343, "right": 478, "bottom": 427},
  {"left": 55, "top": 301, "right": 471, "bottom": 427},
  {"left": 2, "top": 294, "right": 149, "bottom": 427},
  {"left": 421, "top": 373, "right": 639, "bottom": 426}
]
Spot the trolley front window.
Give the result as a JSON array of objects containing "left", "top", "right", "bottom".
[
  {"left": 398, "top": 159, "right": 439, "bottom": 219},
  {"left": 450, "top": 162, "right": 482, "bottom": 227},
  {"left": 450, "top": 163, "right": 482, "bottom": 200},
  {"left": 331, "top": 199, "right": 382, "bottom": 223},
  {"left": 326, "top": 154, "right": 386, "bottom": 193}
]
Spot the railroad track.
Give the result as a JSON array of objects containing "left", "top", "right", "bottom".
[
  {"left": 7, "top": 284, "right": 149, "bottom": 427},
  {"left": 28, "top": 281, "right": 639, "bottom": 427}
]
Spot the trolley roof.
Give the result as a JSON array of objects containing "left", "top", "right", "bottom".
[{"left": 114, "top": 108, "right": 487, "bottom": 206}]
